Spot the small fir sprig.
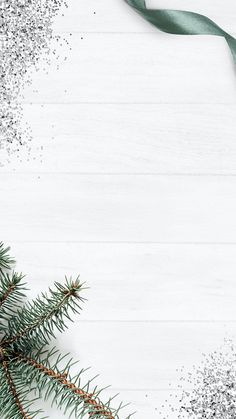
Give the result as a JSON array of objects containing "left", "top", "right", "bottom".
[{"left": 0, "top": 243, "right": 131, "bottom": 419}]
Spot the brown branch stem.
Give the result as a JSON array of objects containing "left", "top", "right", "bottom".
[
  {"left": 0, "top": 284, "right": 15, "bottom": 307},
  {"left": 17, "top": 355, "right": 115, "bottom": 419},
  {"left": 2, "top": 361, "right": 31, "bottom": 419}
]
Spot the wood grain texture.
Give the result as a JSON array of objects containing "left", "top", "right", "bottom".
[
  {"left": 6, "top": 104, "right": 235, "bottom": 174},
  {"left": 1, "top": 0, "right": 236, "bottom": 417},
  {"left": 9, "top": 242, "right": 236, "bottom": 321},
  {"left": 55, "top": 322, "right": 236, "bottom": 390},
  {"left": 2, "top": 174, "right": 236, "bottom": 243},
  {"left": 23, "top": 34, "right": 236, "bottom": 105}
]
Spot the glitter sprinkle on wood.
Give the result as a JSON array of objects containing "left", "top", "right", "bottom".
[{"left": 0, "top": 0, "right": 69, "bottom": 164}]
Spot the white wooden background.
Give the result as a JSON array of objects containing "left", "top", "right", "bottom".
[{"left": 2, "top": 0, "right": 236, "bottom": 417}]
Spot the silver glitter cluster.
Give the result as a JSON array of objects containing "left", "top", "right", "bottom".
[
  {"left": 166, "top": 341, "right": 236, "bottom": 418},
  {"left": 0, "top": 0, "right": 68, "bottom": 163}
]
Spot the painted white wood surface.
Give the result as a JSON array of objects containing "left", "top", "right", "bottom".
[
  {"left": 23, "top": 34, "right": 236, "bottom": 104},
  {"left": 11, "top": 242, "right": 236, "bottom": 321},
  {"left": 3, "top": 174, "right": 236, "bottom": 243},
  {"left": 5, "top": 104, "right": 236, "bottom": 174},
  {"left": 1, "top": 0, "right": 236, "bottom": 418}
]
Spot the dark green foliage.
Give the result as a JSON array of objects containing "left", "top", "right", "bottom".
[
  {"left": 0, "top": 242, "right": 14, "bottom": 273},
  {"left": 4, "top": 278, "right": 84, "bottom": 352},
  {"left": 0, "top": 272, "right": 26, "bottom": 321},
  {"left": 0, "top": 243, "right": 131, "bottom": 419}
]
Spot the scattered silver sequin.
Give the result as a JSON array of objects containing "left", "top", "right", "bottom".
[
  {"left": 163, "top": 340, "right": 236, "bottom": 418},
  {"left": 0, "top": 0, "right": 69, "bottom": 164}
]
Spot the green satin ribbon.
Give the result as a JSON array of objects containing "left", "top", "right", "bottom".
[{"left": 125, "top": 0, "right": 236, "bottom": 63}]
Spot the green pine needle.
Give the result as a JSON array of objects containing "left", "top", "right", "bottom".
[
  {"left": 0, "top": 242, "right": 15, "bottom": 272},
  {"left": 0, "top": 243, "right": 131, "bottom": 419}
]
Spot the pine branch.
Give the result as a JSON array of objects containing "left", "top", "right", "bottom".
[
  {"left": 0, "top": 360, "right": 45, "bottom": 419},
  {"left": 0, "top": 272, "right": 26, "bottom": 323},
  {"left": 2, "top": 277, "right": 85, "bottom": 351},
  {"left": 0, "top": 242, "right": 14, "bottom": 273},
  {"left": 14, "top": 352, "right": 117, "bottom": 419},
  {"left": 2, "top": 360, "right": 30, "bottom": 419},
  {"left": 0, "top": 242, "right": 131, "bottom": 418}
]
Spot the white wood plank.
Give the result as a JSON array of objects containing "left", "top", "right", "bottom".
[
  {"left": 53, "top": 0, "right": 236, "bottom": 34},
  {"left": 45, "top": 322, "right": 236, "bottom": 390},
  {"left": 7, "top": 321, "right": 234, "bottom": 394},
  {"left": 7, "top": 104, "right": 236, "bottom": 174},
  {"left": 1, "top": 174, "right": 236, "bottom": 243},
  {"left": 8, "top": 242, "right": 236, "bottom": 322},
  {"left": 22, "top": 34, "right": 236, "bottom": 105}
]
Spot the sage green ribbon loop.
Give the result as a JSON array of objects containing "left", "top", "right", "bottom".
[{"left": 125, "top": 0, "right": 236, "bottom": 63}]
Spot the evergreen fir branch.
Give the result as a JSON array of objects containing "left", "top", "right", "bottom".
[
  {"left": 2, "top": 360, "right": 29, "bottom": 418},
  {"left": 14, "top": 353, "right": 117, "bottom": 419},
  {"left": 0, "top": 242, "right": 14, "bottom": 273},
  {"left": 0, "top": 364, "right": 22, "bottom": 418},
  {"left": 0, "top": 361, "right": 42, "bottom": 419},
  {"left": 0, "top": 243, "right": 131, "bottom": 418},
  {"left": 2, "top": 277, "right": 85, "bottom": 351},
  {"left": 0, "top": 272, "right": 26, "bottom": 319}
]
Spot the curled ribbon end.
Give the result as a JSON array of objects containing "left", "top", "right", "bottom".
[{"left": 125, "top": 0, "right": 236, "bottom": 66}]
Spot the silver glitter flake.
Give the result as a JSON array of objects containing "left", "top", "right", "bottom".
[
  {"left": 0, "top": 0, "right": 68, "bottom": 163},
  {"left": 166, "top": 341, "right": 236, "bottom": 418}
]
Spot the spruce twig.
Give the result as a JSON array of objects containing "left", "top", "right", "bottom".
[
  {"left": 2, "top": 360, "right": 30, "bottom": 419},
  {"left": 0, "top": 243, "right": 130, "bottom": 419},
  {"left": 15, "top": 355, "right": 114, "bottom": 418},
  {"left": 0, "top": 242, "right": 14, "bottom": 272}
]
